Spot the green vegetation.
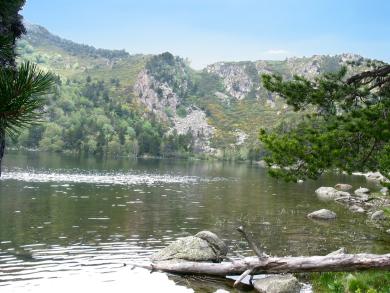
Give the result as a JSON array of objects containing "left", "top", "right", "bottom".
[
  {"left": 11, "top": 77, "right": 194, "bottom": 157},
  {"left": 0, "top": 0, "right": 56, "bottom": 175},
  {"left": 311, "top": 271, "right": 390, "bottom": 293},
  {"left": 260, "top": 64, "right": 390, "bottom": 181}
]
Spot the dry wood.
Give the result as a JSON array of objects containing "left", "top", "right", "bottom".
[
  {"left": 131, "top": 226, "right": 390, "bottom": 288},
  {"left": 132, "top": 253, "right": 390, "bottom": 277}
]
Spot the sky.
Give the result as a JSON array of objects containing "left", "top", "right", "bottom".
[{"left": 22, "top": 0, "right": 390, "bottom": 69}]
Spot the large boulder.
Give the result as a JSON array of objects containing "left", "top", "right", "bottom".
[
  {"left": 151, "top": 231, "right": 227, "bottom": 262},
  {"left": 307, "top": 209, "right": 337, "bottom": 220},
  {"left": 334, "top": 183, "right": 353, "bottom": 191},
  {"left": 253, "top": 274, "right": 301, "bottom": 293},
  {"left": 315, "top": 187, "right": 349, "bottom": 200}
]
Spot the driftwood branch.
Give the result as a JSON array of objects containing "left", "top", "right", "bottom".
[
  {"left": 236, "top": 226, "right": 267, "bottom": 258},
  {"left": 233, "top": 268, "right": 254, "bottom": 288},
  {"left": 133, "top": 253, "right": 390, "bottom": 276}
]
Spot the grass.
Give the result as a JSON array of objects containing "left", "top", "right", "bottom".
[{"left": 311, "top": 271, "right": 390, "bottom": 293}]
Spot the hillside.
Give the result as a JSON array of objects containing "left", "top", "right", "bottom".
[{"left": 10, "top": 23, "right": 386, "bottom": 160}]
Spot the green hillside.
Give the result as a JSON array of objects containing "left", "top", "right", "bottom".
[{"left": 9, "top": 23, "right": 385, "bottom": 160}]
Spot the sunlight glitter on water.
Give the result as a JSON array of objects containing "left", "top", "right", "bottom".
[{"left": 1, "top": 170, "right": 201, "bottom": 185}]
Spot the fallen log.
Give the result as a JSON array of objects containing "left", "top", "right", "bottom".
[
  {"left": 132, "top": 253, "right": 390, "bottom": 276},
  {"left": 131, "top": 227, "right": 390, "bottom": 288}
]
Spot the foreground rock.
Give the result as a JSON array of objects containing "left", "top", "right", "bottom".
[
  {"left": 335, "top": 183, "right": 353, "bottom": 191},
  {"left": 355, "top": 187, "right": 370, "bottom": 197},
  {"left": 371, "top": 210, "right": 386, "bottom": 221},
  {"left": 152, "top": 231, "right": 227, "bottom": 262},
  {"left": 315, "top": 187, "right": 349, "bottom": 200},
  {"left": 253, "top": 274, "right": 301, "bottom": 293},
  {"left": 307, "top": 209, "right": 337, "bottom": 220}
]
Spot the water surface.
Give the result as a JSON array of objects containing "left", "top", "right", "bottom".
[{"left": 1, "top": 151, "right": 389, "bottom": 292}]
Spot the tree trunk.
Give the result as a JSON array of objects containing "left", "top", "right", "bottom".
[
  {"left": 132, "top": 253, "right": 390, "bottom": 277},
  {"left": 0, "top": 128, "right": 5, "bottom": 177}
]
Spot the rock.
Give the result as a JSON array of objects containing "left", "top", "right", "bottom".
[
  {"left": 253, "top": 274, "right": 301, "bottom": 293},
  {"left": 380, "top": 187, "right": 389, "bottom": 195},
  {"left": 349, "top": 205, "right": 365, "bottom": 213},
  {"left": 366, "top": 172, "right": 389, "bottom": 183},
  {"left": 194, "top": 231, "right": 228, "bottom": 257},
  {"left": 371, "top": 210, "right": 386, "bottom": 221},
  {"left": 335, "top": 183, "right": 353, "bottom": 191},
  {"left": 352, "top": 171, "right": 390, "bottom": 183},
  {"left": 307, "top": 209, "right": 337, "bottom": 220},
  {"left": 172, "top": 108, "right": 216, "bottom": 153},
  {"left": 151, "top": 231, "right": 227, "bottom": 262},
  {"left": 386, "top": 229, "right": 390, "bottom": 235},
  {"left": 355, "top": 187, "right": 370, "bottom": 196},
  {"left": 315, "top": 187, "right": 349, "bottom": 200}
]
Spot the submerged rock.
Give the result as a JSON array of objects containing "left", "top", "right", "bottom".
[
  {"left": 151, "top": 231, "right": 227, "bottom": 262},
  {"left": 253, "top": 274, "right": 301, "bottom": 293},
  {"left": 307, "top": 209, "right": 337, "bottom": 220},
  {"left": 315, "top": 187, "right": 349, "bottom": 200},
  {"left": 334, "top": 183, "right": 353, "bottom": 191}
]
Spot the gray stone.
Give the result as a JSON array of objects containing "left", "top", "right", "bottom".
[
  {"left": 307, "top": 209, "right": 336, "bottom": 220},
  {"left": 195, "top": 231, "right": 228, "bottom": 257},
  {"left": 371, "top": 210, "right": 386, "bottom": 221},
  {"left": 365, "top": 172, "right": 389, "bottom": 183},
  {"left": 380, "top": 187, "right": 389, "bottom": 195},
  {"left": 151, "top": 231, "right": 227, "bottom": 262},
  {"left": 315, "top": 187, "right": 349, "bottom": 200},
  {"left": 334, "top": 183, "right": 353, "bottom": 191},
  {"left": 253, "top": 274, "right": 301, "bottom": 293},
  {"left": 355, "top": 187, "right": 370, "bottom": 196},
  {"left": 349, "top": 205, "right": 365, "bottom": 213},
  {"left": 386, "top": 229, "right": 390, "bottom": 235}
]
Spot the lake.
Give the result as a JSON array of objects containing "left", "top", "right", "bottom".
[{"left": 0, "top": 151, "right": 389, "bottom": 292}]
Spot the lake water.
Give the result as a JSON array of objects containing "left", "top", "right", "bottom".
[{"left": 1, "top": 151, "right": 389, "bottom": 292}]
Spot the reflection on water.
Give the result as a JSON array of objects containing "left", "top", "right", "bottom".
[{"left": 0, "top": 151, "right": 389, "bottom": 292}]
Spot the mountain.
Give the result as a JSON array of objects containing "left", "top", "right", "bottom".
[{"left": 11, "top": 23, "right": 386, "bottom": 160}]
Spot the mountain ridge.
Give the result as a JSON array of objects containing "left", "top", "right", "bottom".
[{"left": 11, "top": 23, "right": 386, "bottom": 160}]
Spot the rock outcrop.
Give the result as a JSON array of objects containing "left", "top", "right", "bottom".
[
  {"left": 134, "top": 69, "right": 179, "bottom": 121},
  {"left": 206, "top": 63, "right": 254, "bottom": 100},
  {"left": 172, "top": 108, "right": 215, "bottom": 153}
]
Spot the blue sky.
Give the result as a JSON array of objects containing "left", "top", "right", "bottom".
[{"left": 22, "top": 0, "right": 390, "bottom": 69}]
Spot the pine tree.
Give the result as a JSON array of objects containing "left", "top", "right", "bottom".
[
  {"left": 0, "top": 0, "right": 55, "bottom": 176},
  {"left": 260, "top": 64, "right": 390, "bottom": 182}
]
